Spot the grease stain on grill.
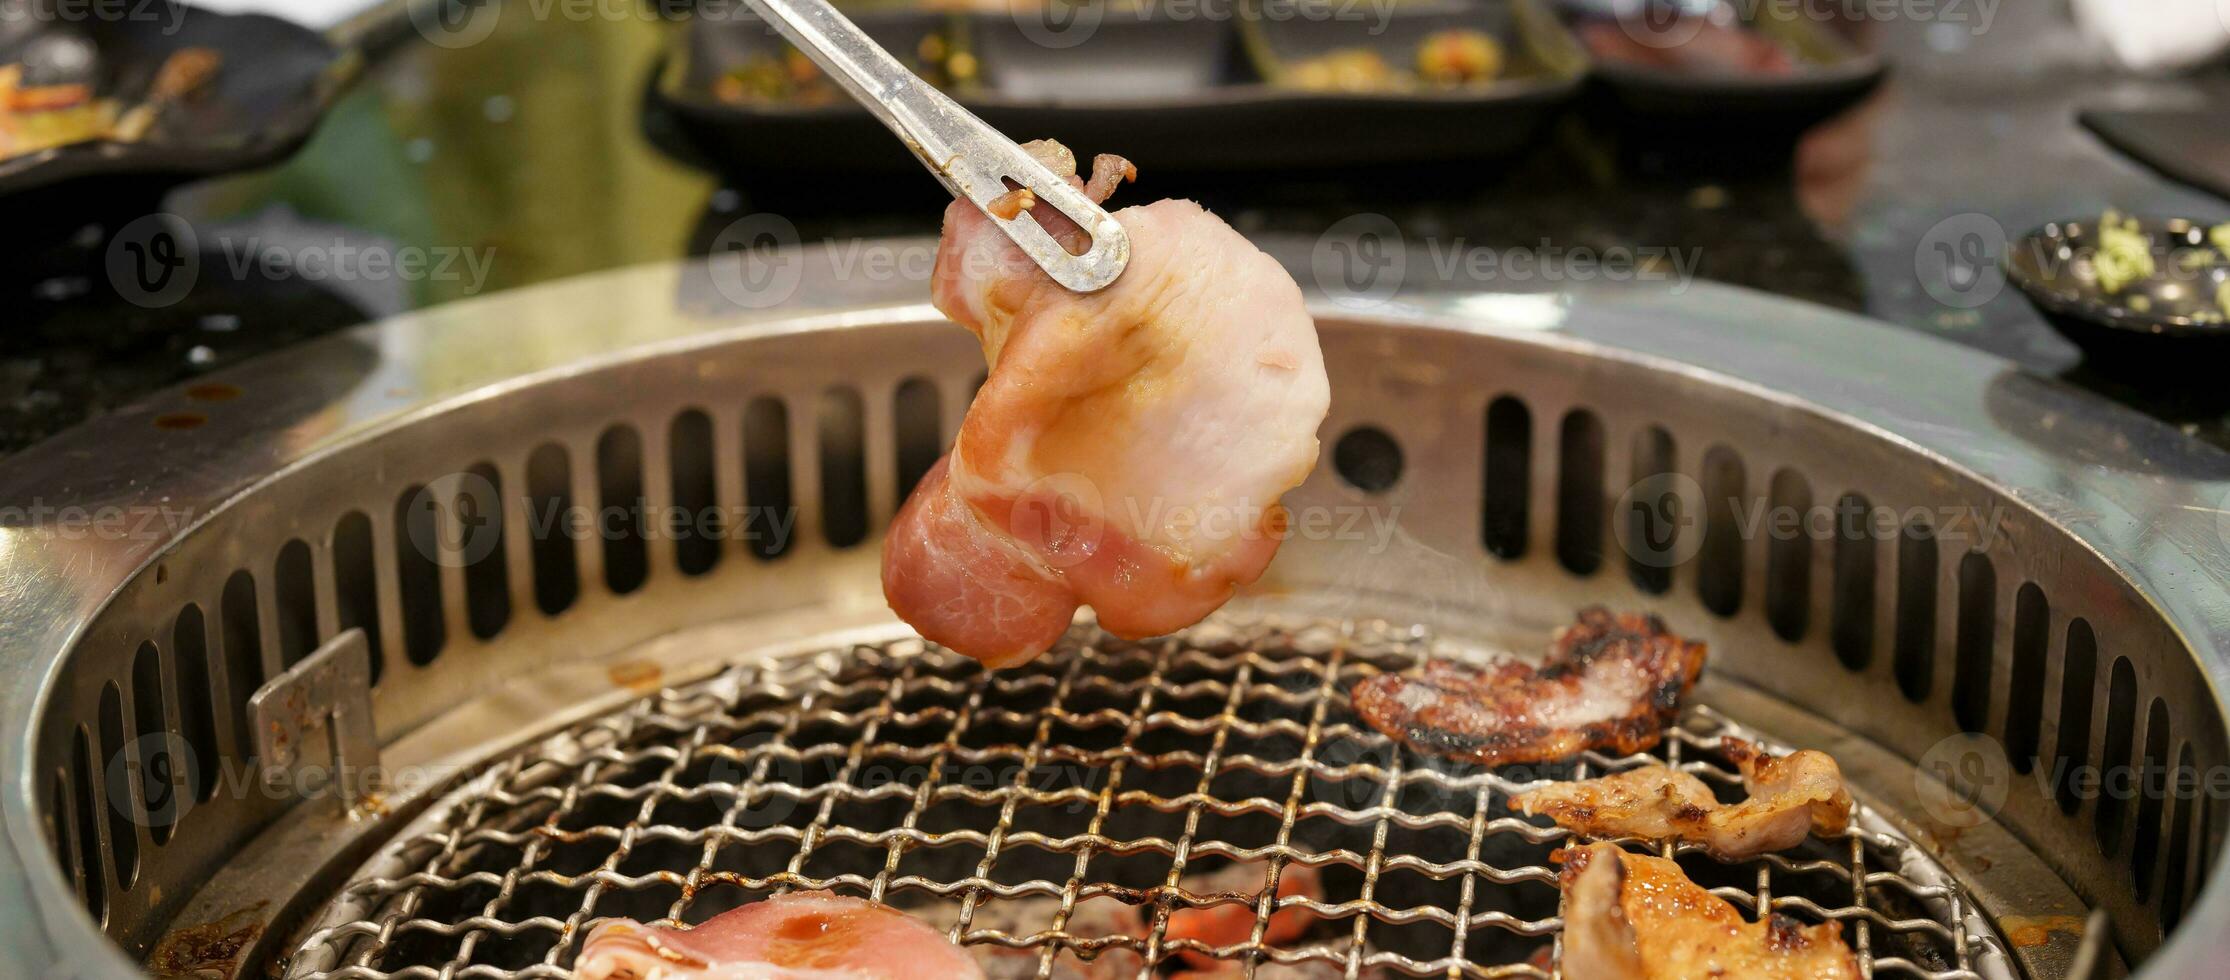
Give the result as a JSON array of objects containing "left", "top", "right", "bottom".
[
  {"left": 606, "top": 659, "right": 663, "bottom": 694},
  {"left": 184, "top": 382, "right": 244, "bottom": 403},
  {"left": 153, "top": 411, "right": 207, "bottom": 431},
  {"left": 149, "top": 901, "right": 266, "bottom": 978}
]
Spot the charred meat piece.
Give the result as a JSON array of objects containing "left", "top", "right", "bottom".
[
  {"left": 1350, "top": 609, "right": 1707, "bottom": 766},
  {"left": 1559, "top": 843, "right": 1858, "bottom": 980},
  {"left": 883, "top": 139, "right": 1330, "bottom": 668},
  {"left": 574, "top": 893, "right": 985, "bottom": 979},
  {"left": 1509, "top": 737, "right": 1852, "bottom": 861}
]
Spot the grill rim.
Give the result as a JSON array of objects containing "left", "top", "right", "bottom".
[{"left": 3, "top": 240, "right": 2230, "bottom": 978}]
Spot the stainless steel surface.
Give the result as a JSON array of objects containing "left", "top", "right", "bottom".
[
  {"left": 739, "top": 0, "right": 1130, "bottom": 293},
  {"left": 2, "top": 240, "right": 2229, "bottom": 978},
  {"left": 279, "top": 617, "right": 2014, "bottom": 979},
  {"left": 249, "top": 629, "right": 380, "bottom": 814}
]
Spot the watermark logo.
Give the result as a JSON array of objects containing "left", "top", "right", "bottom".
[
  {"left": 1614, "top": 472, "right": 1706, "bottom": 569},
  {"left": 1010, "top": 472, "right": 1108, "bottom": 570},
  {"left": 1916, "top": 212, "right": 2008, "bottom": 310},
  {"left": 1613, "top": 0, "right": 1708, "bottom": 50},
  {"left": 1916, "top": 732, "right": 2011, "bottom": 829},
  {"left": 106, "top": 733, "right": 196, "bottom": 830},
  {"left": 1313, "top": 213, "right": 1405, "bottom": 311},
  {"left": 710, "top": 212, "right": 805, "bottom": 310},
  {"left": 405, "top": 470, "right": 505, "bottom": 568},
  {"left": 412, "top": 0, "right": 502, "bottom": 49},
  {"left": 1012, "top": 0, "right": 1105, "bottom": 49},
  {"left": 107, "top": 213, "right": 199, "bottom": 309}
]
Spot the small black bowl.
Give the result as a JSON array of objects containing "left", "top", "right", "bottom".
[{"left": 2005, "top": 216, "right": 2230, "bottom": 366}]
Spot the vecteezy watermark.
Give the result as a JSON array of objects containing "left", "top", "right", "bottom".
[
  {"left": 401, "top": 469, "right": 804, "bottom": 567},
  {"left": 1001, "top": 474, "right": 1406, "bottom": 561},
  {"left": 1608, "top": 0, "right": 2000, "bottom": 51},
  {"left": 709, "top": 212, "right": 805, "bottom": 310},
  {"left": 1916, "top": 731, "right": 2230, "bottom": 830},
  {"left": 1613, "top": 476, "right": 2011, "bottom": 570},
  {"left": 105, "top": 213, "right": 497, "bottom": 309},
  {"left": 1311, "top": 214, "right": 1703, "bottom": 312},
  {"left": 1916, "top": 212, "right": 2008, "bottom": 310},
  {"left": 1, "top": 0, "right": 188, "bottom": 34},
  {"left": 0, "top": 500, "right": 198, "bottom": 539},
  {"left": 1010, "top": 0, "right": 1398, "bottom": 50}
]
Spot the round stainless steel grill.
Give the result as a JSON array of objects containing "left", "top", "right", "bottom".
[{"left": 286, "top": 617, "right": 2012, "bottom": 979}]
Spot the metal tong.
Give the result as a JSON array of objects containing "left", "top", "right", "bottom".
[{"left": 740, "top": 0, "right": 1131, "bottom": 293}]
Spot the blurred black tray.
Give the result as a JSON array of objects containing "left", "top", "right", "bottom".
[
  {"left": 652, "top": 0, "right": 1589, "bottom": 179},
  {"left": 0, "top": 2, "right": 347, "bottom": 202}
]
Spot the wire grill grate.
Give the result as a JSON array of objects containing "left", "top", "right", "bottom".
[{"left": 287, "top": 617, "right": 2010, "bottom": 979}]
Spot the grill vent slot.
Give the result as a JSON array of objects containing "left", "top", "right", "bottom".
[
  {"left": 275, "top": 540, "right": 317, "bottom": 668},
  {"left": 1624, "top": 426, "right": 1675, "bottom": 594},
  {"left": 2164, "top": 742, "right": 2199, "bottom": 926},
  {"left": 2134, "top": 698, "right": 2172, "bottom": 898},
  {"left": 669, "top": 410, "right": 722, "bottom": 578},
  {"left": 1554, "top": 410, "right": 1604, "bottom": 575},
  {"left": 71, "top": 727, "right": 103, "bottom": 922},
  {"left": 819, "top": 387, "right": 870, "bottom": 549},
  {"left": 49, "top": 773, "right": 73, "bottom": 911},
  {"left": 744, "top": 397, "right": 793, "bottom": 561},
  {"left": 526, "top": 443, "right": 580, "bottom": 615},
  {"left": 1482, "top": 396, "right": 1529, "bottom": 559},
  {"left": 220, "top": 571, "right": 264, "bottom": 760},
  {"left": 1952, "top": 552, "right": 1996, "bottom": 734},
  {"left": 1830, "top": 492, "right": 1874, "bottom": 671},
  {"left": 393, "top": 488, "right": 445, "bottom": 665},
  {"left": 463, "top": 462, "right": 512, "bottom": 639},
  {"left": 172, "top": 605, "right": 218, "bottom": 803},
  {"left": 129, "top": 643, "right": 171, "bottom": 847},
  {"left": 2055, "top": 618, "right": 2099, "bottom": 814},
  {"left": 1764, "top": 468, "right": 1812, "bottom": 642},
  {"left": 2098, "top": 656, "right": 2139, "bottom": 854},
  {"left": 1333, "top": 426, "right": 1404, "bottom": 494},
  {"left": 1893, "top": 520, "right": 1936, "bottom": 702},
  {"left": 332, "top": 513, "right": 383, "bottom": 685},
  {"left": 597, "top": 426, "right": 651, "bottom": 596},
  {"left": 894, "top": 377, "right": 942, "bottom": 501},
  {"left": 2005, "top": 583, "right": 2049, "bottom": 773},
  {"left": 1696, "top": 446, "right": 1745, "bottom": 617},
  {"left": 98, "top": 682, "right": 136, "bottom": 889}
]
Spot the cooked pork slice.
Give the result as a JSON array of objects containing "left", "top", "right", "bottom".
[
  {"left": 963, "top": 895, "right": 1147, "bottom": 980},
  {"left": 1164, "top": 861, "right": 1323, "bottom": 969},
  {"left": 883, "top": 140, "right": 1330, "bottom": 668},
  {"left": 1508, "top": 737, "right": 1851, "bottom": 860},
  {"left": 1559, "top": 843, "right": 1858, "bottom": 980},
  {"left": 1350, "top": 609, "right": 1707, "bottom": 766},
  {"left": 574, "top": 893, "right": 984, "bottom": 980}
]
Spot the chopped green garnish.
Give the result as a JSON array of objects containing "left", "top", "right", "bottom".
[
  {"left": 2094, "top": 210, "right": 2155, "bottom": 295},
  {"left": 2211, "top": 223, "right": 2230, "bottom": 254}
]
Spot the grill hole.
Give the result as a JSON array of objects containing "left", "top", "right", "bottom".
[
  {"left": 275, "top": 539, "right": 316, "bottom": 668},
  {"left": 2163, "top": 743, "right": 2198, "bottom": 926},
  {"left": 894, "top": 377, "right": 942, "bottom": 501},
  {"left": 1624, "top": 426, "right": 1675, "bottom": 594},
  {"left": 1696, "top": 446, "right": 1745, "bottom": 617},
  {"left": 2097, "top": 656, "right": 2139, "bottom": 855},
  {"left": 50, "top": 772, "right": 73, "bottom": 905},
  {"left": 1553, "top": 410, "right": 1603, "bottom": 575},
  {"left": 464, "top": 462, "right": 512, "bottom": 639},
  {"left": 1764, "top": 468, "right": 1812, "bottom": 642},
  {"left": 130, "top": 642, "right": 173, "bottom": 846},
  {"left": 332, "top": 513, "right": 383, "bottom": 686},
  {"left": 820, "top": 388, "right": 869, "bottom": 549},
  {"left": 1952, "top": 552, "right": 1995, "bottom": 734},
  {"left": 2133, "top": 698, "right": 2172, "bottom": 898},
  {"left": 173, "top": 605, "right": 218, "bottom": 803},
  {"left": 221, "top": 570, "right": 265, "bottom": 761},
  {"left": 2055, "top": 618, "right": 2099, "bottom": 814},
  {"left": 1334, "top": 426, "right": 1404, "bottom": 494},
  {"left": 1830, "top": 492, "right": 1875, "bottom": 670},
  {"left": 670, "top": 410, "right": 723, "bottom": 577},
  {"left": 71, "top": 727, "right": 104, "bottom": 921},
  {"left": 1482, "top": 396, "right": 1530, "bottom": 559},
  {"left": 745, "top": 397, "right": 794, "bottom": 561},
  {"left": 1893, "top": 520, "right": 1937, "bottom": 703},
  {"left": 394, "top": 487, "right": 446, "bottom": 666},
  {"left": 98, "top": 682, "right": 137, "bottom": 888},
  {"left": 2004, "top": 583, "right": 2049, "bottom": 773},
  {"left": 527, "top": 443, "right": 581, "bottom": 615},
  {"left": 598, "top": 426, "right": 652, "bottom": 595}
]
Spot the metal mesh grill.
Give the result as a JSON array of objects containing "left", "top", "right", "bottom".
[{"left": 287, "top": 617, "right": 2012, "bottom": 979}]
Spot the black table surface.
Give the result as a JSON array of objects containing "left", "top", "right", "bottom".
[{"left": 6, "top": 1, "right": 2229, "bottom": 460}]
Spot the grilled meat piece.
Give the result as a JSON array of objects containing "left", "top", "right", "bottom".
[
  {"left": 1560, "top": 843, "right": 1858, "bottom": 980},
  {"left": 1509, "top": 737, "right": 1852, "bottom": 861},
  {"left": 574, "top": 893, "right": 984, "bottom": 979},
  {"left": 1164, "top": 861, "right": 1322, "bottom": 969},
  {"left": 883, "top": 139, "right": 1330, "bottom": 668},
  {"left": 1350, "top": 609, "right": 1707, "bottom": 766}
]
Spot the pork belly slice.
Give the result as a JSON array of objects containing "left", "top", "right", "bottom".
[
  {"left": 574, "top": 893, "right": 984, "bottom": 980},
  {"left": 1560, "top": 843, "right": 1859, "bottom": 980},
  {"left": 883, "top": 140, "right": 1329, "bottom": 668},
  {"left": 1509, "top": 737, "right": 1852, "bottom": 861},
  {"left": 1350, "top": 609, "right": 1708, "bottom": 767}
]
